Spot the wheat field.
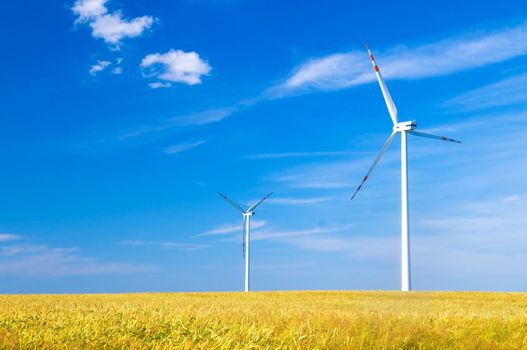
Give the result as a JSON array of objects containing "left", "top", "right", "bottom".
[{"left": 0, "top": 291, "right": 526, "bottom": 349}]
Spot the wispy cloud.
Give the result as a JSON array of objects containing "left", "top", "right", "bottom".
[
  {"left": 408, "top": 193, "right": 527, "bottom": 289},
  {"left": 72, "top": 0, "right": 155, "bottom": 48},
  {"left": 0, "top": 234, "right": 21, "bottom": 243},
  {"left": 89, "top": 60, "right": 111, "bottom": 75},
  {"left": 246, "top": 224, "right": 397, "bottom": 260},
  {"left": 252, "top": 262, "right": 316, "bottom": 271},
  {"left": 269, "top": 21, "right": 527, "bottom": 96},
  {"left": 415, "top": 194, "right": 526, "bottom": 239},
  {"left": 287, "top": 235, "right": 397, "bottom": 259},
  {"left": 119, "top": 20, "right": 527, "bottom": 142},
  {"left": 269, "top": 159, "right": 373, "bottom": 190},
  {"left": 268, "top": 108, "right": 525, "bottom": 193},
  {"left": 270, "top": 52, "right": 371, "bottom": 95},
  {"left": 169, "top": 108, "right": 236, "bottom": 126},
  {"left": 277, "top": 200, "right": 527, "bottom": 282},
  {"left": 252, "top": 224, "right": 353, "bottom": 241},
  {"left": 1, "top": 244, "right": 77, "bottom": 257},
  {"left": 245, "top": 150, "right": 357, "bottom": 159},
  {"left": 0, "top": 243, "right": 154, "bottom": 277},
  {"left": 164, "top": 140, "right": 206, "bottom": 154},
  {"left": 89, "top": 58, "right": 123, "bottom": 76},
  {"left": 267, "top": 197, "right": 333, "bottom": 205},
  {"left": 503, "top": 195, "right": 521, "bottom": 203},
  {"left": 442, "top": 73, "right": 527, "bottom": 112},
  {"left": 195, "top": 220, "right": 267, "bottom": 237},
  {"left": 141, "top": 49, "right": 212, "bottom": 87},
  {"left": 122, "top": 107, "right": 236, "bottom": 139},
  {"left": 118, "top": 240, "right": 207, "bottom": 250},
  {"left": 148, "top": 82, "right": 172, "bottom": 89}
]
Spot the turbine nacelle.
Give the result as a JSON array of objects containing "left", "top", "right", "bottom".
[
  {"left": 216, "top": 191, "right": 273, "bottom": 215},
  {"left": 393, "top": 121, "right": 417, "bottom": 132}
]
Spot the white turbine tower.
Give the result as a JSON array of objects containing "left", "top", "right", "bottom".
[
  {"left": 217, "top": 191, "right": 273, "bottom": 292},
  {"left": 351, "top": 45, "right": 461, "bottom": 292}
]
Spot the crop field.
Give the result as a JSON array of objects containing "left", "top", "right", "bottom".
[{"left": 0, "top": 291, "right": 527, "bottom": 349}]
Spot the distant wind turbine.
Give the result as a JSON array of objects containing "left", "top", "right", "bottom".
[
  {"left": 351, "top": 45, "right": 461, "bottom": 291},
  {"left": 217, "top": 191, "right": 273, "bottom": 292}
]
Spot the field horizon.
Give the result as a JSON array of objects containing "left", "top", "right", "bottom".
[
  {"left": 1, "top": 289, "right": 525, "bottom": 296},
  {"left": 1, "top": 290, "right": 526, "bottom": 349}
]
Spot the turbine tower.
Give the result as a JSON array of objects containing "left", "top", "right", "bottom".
[
  {"left": 351, "top": 45, "right": 461, "bottom": 291},
  {"left": 217, "top": 191, "right": 273, "bottom": 292}
]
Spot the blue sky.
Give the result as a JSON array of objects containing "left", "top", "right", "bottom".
[{"left": 1, "top": 0, "right": 527, "bottom": 293}]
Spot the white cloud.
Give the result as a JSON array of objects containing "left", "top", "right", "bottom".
[
  {"left": 195, "top": 220, "right": 267, "bottom": 237},
  {"left": 270, "top": 21, "right": 527, "bottom": 96},
  {"left": 112, "top": 66, "right": 123, "bottom": 74},
  {"left": 72, "top": 0, "right": 108, "bottom": 22},
  {"left": 72, "top": 0, "right": 154, "bottom": 47},
  {"left": 164, "top": 140, "right": 206, "bottom": 154},
  {"left": 0, "top": 234, "right": 20, "bottom": 243},
  {"left": 141, "top": 49, "right": 212, "bottom": 86},
  {"left": 90, "top": 12, "right": 154, "bottom": 46},
  {"left": 443, "top": 73, "right": 527, "bottom": 112},
  {"left": 89, "top": 60, "right": 111, "bottom": 75}
]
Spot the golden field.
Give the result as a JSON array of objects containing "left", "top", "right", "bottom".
[{"left": 0, "top": 291, "right": 526, "bottom": 349}]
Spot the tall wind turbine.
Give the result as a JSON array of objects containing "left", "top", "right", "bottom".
[
  {"left": 217, "top": 191, "right": 273, "bottom": 292},
  {"left": 351, "top": 45, "right": 461, "bottom": 291}
]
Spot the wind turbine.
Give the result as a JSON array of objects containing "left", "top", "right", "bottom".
[
  {"left": 217, "top": 191, "right": 273, "bottom": 292},
  {"left": 351, "top": 45, "right": 461, "bottom": 291}
]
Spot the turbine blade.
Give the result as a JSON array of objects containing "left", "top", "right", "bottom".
[
  {"left": 242, "top": 216, "right": 247, "bottom": 258},
  {"left": 247, "top": 192, "right": 273, "bottom": 212},
  {"left": 351, "top": 132, "right": 397, "bottom": 201},
  {"left": 366, "top": 44, "right": 398, "bottom": 125},
  {"left": 408, "top": 130, "right": 461, "bottom": 144},
  {"left": 217, "top": 191, "right": 246, "bottom": 213}
]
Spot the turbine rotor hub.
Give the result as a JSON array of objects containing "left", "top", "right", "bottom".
[{"left": 393, "top": 121, "right": 417, "bottom": 132}]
